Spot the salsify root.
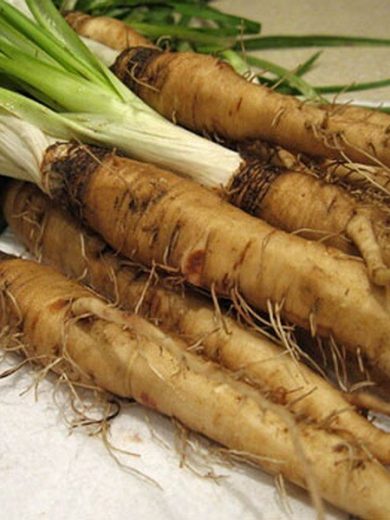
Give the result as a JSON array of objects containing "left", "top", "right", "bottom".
[
  {"left": 235, "top": 139, "right": 390, "bottom": 202},
  {"left": 344, "top": 391, "right": 390, "bottom": 416},
  {"left": 109, "top": 46, "right": 390, "bottom": 168},
  {"left": 66, "top": 11, "right": 390, "bottom": 168},
  {"left": 63, "top": 12, "right": 390, "bottom": 285},
  {"left": 320, "top": 102, "right": 390, "bottom": 130},
  {"left": 13, "top": 142, "right": 390, "bottom": 378},
  {"left": 65, "top": 11, "right": 156, "bottom": 51},
  {"left": 228, "top": 160, "right": 390, "bottom": 286},
  {"left": 0, "top": 251, "right": 390, "bottom": 519},
  {"left": 4, "top": 179, "right": 390, "bottom": 464}
]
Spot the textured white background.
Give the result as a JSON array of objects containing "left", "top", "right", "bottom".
[{"left": 1, "top": 1, "right": 390, "bottom": 519}]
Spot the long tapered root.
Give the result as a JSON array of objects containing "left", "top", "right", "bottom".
[
  {"left": 31, "top": 144, "right": 390, "bottom": 379},
  {"left": 228, "top": 162, "right": 390, "bottom": 286},
  {"left": 236, "top": 139, "right": 390, "bottom": 202},
  {"left": 65, "top": 11, "right": 155, "bottom": 50},
  {"left": 109, "top": 46, "right": 390, "bottom": 167},
  {"left": 344, "top": 390, "right": 390, "bottom": 416},
  {"left": 346, "top": 210, "right": 390, "bottom": 286},
  {"left": 1, "top": 253, "right": 390, "bottom": 519},
  {"left": 4, "top": 179, "right": 390, "bottom": 464},
  {"left": 66, "top": 11, "right": 390, "bottom": 168}
]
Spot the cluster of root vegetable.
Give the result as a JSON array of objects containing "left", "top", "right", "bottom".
[{"left": 1, "top": 9, "right": 390, "bottom": 520}]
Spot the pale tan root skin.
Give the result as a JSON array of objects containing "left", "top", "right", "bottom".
[
  {"left": 63, "top": 13, "right": 390, "bottom": 284},
  {"left": 0, "top": 254, "right": 390, "bottom": 519},
  {"left": 65, "top": 9, "right": 390, "bottom": 136},
  {"left": 344, "top": 391, "right": 390, "bottom": 416},
  {"left": 229, "top": 164, "right": 390, "bottom": 286},
  {"left": 321, "top": 103, "right": 390, "bottom": 130},
  {"left": 236, "top": 139, "right": 390, "bottom": 205},
  {"left": 316, "top": 160, "right": 390, "bottom": 198},
  {"left": 110, "top": 47, "right": 390, "bottom": 167},
  {"left": 42, "top": 144, "right": 390, "bottom": 378},
  {"left": 4, "top": 180, "right": 390, "bottom": 464},
  {"left": 65, "top": 11, "right": 154, "bottom": 50}
]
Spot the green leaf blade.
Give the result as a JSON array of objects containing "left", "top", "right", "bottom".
[{"left": 239, "top": 34, "right": 390, "bottom": 50}]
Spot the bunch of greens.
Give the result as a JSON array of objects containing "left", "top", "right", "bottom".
[{"left": 0, "top": 0, "right": 243, "bottom": 190}]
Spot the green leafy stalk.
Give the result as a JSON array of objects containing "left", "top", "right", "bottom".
[
  {"left": 0, "top": 0, "right": 139, "bottom": 104},
  {"left": 0, "top": 90, "right": 69, "bottom": 185},
  {"left": 0, "top": 87, "right": 80, "bottom": 140},
  {"left": 0, "top": 0, "right": 105, "bottom": 85},
  {"left": 59, "top": 0, "right": 77, "bottom": 9},
  {"left": 239, "top": 34, "right": 390, "bottom": 51},
  {"left": 245, "top": 55, "right": 321, "bottom": 100},
  {"left": 126, "top": 21, "right": 235, "bottom": 48},
  {"left": 0, "top": 48, "right": 122, "bottom": 115},
  {"left": 315, "top": 78, "right": 390, "bottom": 94},
  {"left": 0, "top": 0, "right": 241, "bottom": 188},
  {"left": 220, "top": 49, "right": 253, "bottom": 78},
  {"left": 27, "top": 0, "right": 98, "bottom": 66},
  {"left": 26, "top": 0, "right": 128, "bottom": 99},
  {"left": 27, "top": 0, "right": 133, "bottom": 100},
  {"left": 0, "top": 16, "right": 61, "bottom": 67},
  {"left": 295, "top": 52, "right": 322, "bottom": 77},
  {"left": 259, "top": 77, "right": 390, "bottom": 98},
  {"left": 171, "top": 2, "right": 260, "bottom": 34}
]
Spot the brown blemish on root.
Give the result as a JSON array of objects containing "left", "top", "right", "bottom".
[
  {"left": 183, "top": 249, "right": 206, "bottom": 285},
  {"left": 233, "top": 240, "right": 252, "bottom": 270}
]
